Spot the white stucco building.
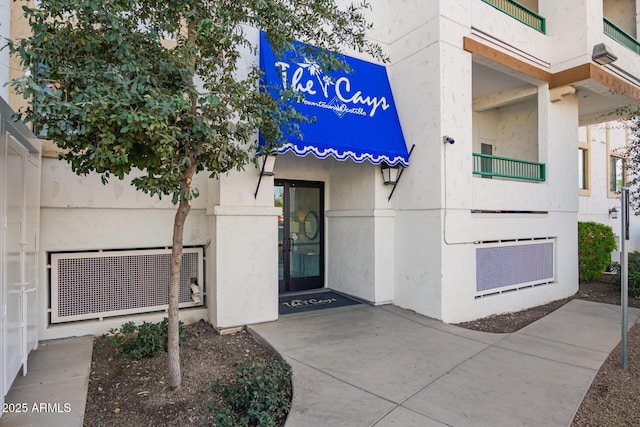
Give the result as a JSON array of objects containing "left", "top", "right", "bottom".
[
  {"left": 578, "top": 120, "right": 640, "bottom": 259},
  {"left": 4, "top": 0, "right": 640, "bottom": 410}
]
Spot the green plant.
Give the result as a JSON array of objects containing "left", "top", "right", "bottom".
[
  {"left": 578, "top": 221, "right": 617, "bottom": 283},
  {"left": 210, "top": 359, "right": 292, "bottom": 427},
  {"left": 610, "top": 251, "right": 640, "bottom": 297},
  {"left": 106, "top": 318, "right": 184, "bottom": 359}
]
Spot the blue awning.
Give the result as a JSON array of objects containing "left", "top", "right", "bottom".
[{"left": 259, "top": 32, "right": 409, "bottom": 167}]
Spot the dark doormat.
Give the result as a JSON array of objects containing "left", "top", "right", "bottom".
[{"left": 279, "top": 290, "right": 361, "bottom": 315}]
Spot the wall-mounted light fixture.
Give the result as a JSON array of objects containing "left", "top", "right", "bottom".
[
  {"left": 382, "top": 144, "right": 416, "bottom": 201},
  {"left": 254, "top": 153, "right": 277, "bottom": 198},
  {"left": 609, "top": 206, "right": 619, "bottom": 219},
  {"left": 592, "top": 43, "right": 618, "bottom": 65},
  {"left": 380, "top": 162, "right": 402, "bottom": 185},
  {"left": 260, "top": 153, "right": 277, "bottom": 176}
]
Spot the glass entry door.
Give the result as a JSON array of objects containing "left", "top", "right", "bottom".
[{"left": 275, "top": 180, "right": 324, "bottom": 293}]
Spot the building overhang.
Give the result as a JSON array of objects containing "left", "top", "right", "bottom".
[{"left": 464, "top": 37, "right": 640, "bottom": 125}]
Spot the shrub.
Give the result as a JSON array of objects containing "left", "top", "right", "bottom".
[
  {"left": 210, "top": 359, "right": 292, "bottom": 427},
  {"left": 578, "top": 221, "right": 617, "bottom": 283},
  {"left": 106, "top": 318, "right": 185, "bottom": 359},
  {"left": 610, "top": 251, "right": 640, "bottom": 297}
]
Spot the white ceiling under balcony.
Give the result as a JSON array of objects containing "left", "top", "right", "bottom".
[
  {"left": 472, "top": 62, "right": 537, "bottom": 110},
  {"left": 472, "top": 62, "right": 532, "bottom": 98},
  {"left": 574, "top": 78, "right": 637, "bottom": 126},
  {"left": 472, "top": 60, "right": 639, "bottom": 124}
]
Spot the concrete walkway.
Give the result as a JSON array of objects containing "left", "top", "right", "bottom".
[
  {"left": 0, "top": 336, "right": 93, "bottom": 427},
  {"left": 0, "top": 300, "right": 636, "bottom": 426},
  {"left": 250, "top": 299, "right": 640, "bottom": 427}
]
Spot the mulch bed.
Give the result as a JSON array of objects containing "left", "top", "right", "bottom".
[
  {"left": 456, "top": 280, "right": 640, "bottom": 334},
  {"left": 83, "top": 320, "right": 279, "bottom": 427}
]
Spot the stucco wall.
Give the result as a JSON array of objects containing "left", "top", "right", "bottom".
[
  {"left": 473, "top": 97, "right": 538, "bottom": 162},
  {"left": 578, "top": 121, "right": 640, "bottom": 256},
  {"left": 38, "top": 159, "right": 209, "bottom": 339},
  {"left": 472, "top": 0, "right": 549, "bottom": 64}
]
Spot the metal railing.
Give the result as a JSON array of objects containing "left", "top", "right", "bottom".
[
  {"left": 473, "top": 153, "right": 546, "bottom": 181},
  {"left": 604, "top": 17, "right": 640, "bottom": 55},
  {"left": 481, "top": 0, "right": 546, "bottom": 33}
]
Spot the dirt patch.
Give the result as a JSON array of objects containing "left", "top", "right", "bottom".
[
  {"left": 456, "top": 280, "right": 640, "bottom": 334},
  {"left": 572, "top": 324, "right": 640, "bottom": 427},
  {"left": 455, "top": 297, "right": 573, "bottom": 334},
  {"left": 83, "top": 320, "right": 280, "bottom": 427}
]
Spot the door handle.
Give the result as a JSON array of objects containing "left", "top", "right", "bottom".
[{"left": 283, "top": 237, "right": 295, "bottom": 252}]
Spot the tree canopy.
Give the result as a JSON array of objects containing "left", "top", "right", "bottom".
[
  {"left": 621, "top": 117, "right": 640, "bottom": 212},
  {"left": 9, "top": 0, "right": 384, "bottom": 202}
]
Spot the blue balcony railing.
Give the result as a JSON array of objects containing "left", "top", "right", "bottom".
[
  {"left": 473, "top": 153, "right": 546, "bottom": 182},
  {"left": 481, "top": 0, "right": 546, "bottom": 34},
  {"left": 604, "top": 17, "right": 640, "bottom": 55}
]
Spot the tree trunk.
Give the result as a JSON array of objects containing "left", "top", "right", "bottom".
[
  {"left": 168, "top": 17, "right": 199, "bottom": 389},
  {"left": 167, "top": 167, "right": 197, "bottom": 389}
]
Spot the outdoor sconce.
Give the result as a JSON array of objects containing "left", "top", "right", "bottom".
[
  {"left": 380, "top": 162, "right": 402, "bottom": 185},
  {"left": 254, "top": 152, "right": 277, "bottom": 198},
  {"left": 592, "top": 43, "right": 618, "bottom": 65},
  {"left": 381, "top": 144, "right": 416, "bottom": 201},
  {"left": 260, "top": 153, "right": 277, "bottom": 177},
  {"left": 609, "top": 206, "right": 619, "bottom": 219}
]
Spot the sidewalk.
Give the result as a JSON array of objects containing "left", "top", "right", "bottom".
[
  {"left": 0, "top": 299, "right": 636, "bottom": 427},
  {"left": 0, "top": 336, "right": 93, "bottom": 427},
  {"left": 250, "top": 299, "right": 640, "bottom": 427}
]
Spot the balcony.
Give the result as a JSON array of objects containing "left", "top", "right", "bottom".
[
  {"left": 473, "top": 153, "right": 546, "bottom": 182},
  {"left": 604, "top": 17, "right": 640, "bottom": 55},
  {"left": 481, "top": 0, "right": 546, "bottom": 33}
]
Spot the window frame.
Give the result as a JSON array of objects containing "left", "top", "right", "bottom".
[
  {"left": 578, "top": 127, "right": 590, "bottom": 196},
  {"left": 606, "top": 123, "right": 628, "bottom": 198}
]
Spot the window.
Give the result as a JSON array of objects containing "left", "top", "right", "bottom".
[
  {"left": 609, "top": 155, "right": 625, "bottom": 193},
  {"left": 578, "top": 127, "right": 590, "bottom": 196},
  {"left": 578, "top": 148, "right": 588, "bottom": 190},
  {"left": 606, "top": 121, "right": 628, "bottom": 197}
]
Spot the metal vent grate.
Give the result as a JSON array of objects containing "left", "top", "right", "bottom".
[
  {"left": 476, "top": 240, "right": 554, "bottom": 295},
  {"left": 51, "top": 248, "right": 204, "bottom": 323}
]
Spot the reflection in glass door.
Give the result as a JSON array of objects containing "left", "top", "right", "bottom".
[{"left": 275, "top": 180, "right": 324, "bottom": 293}]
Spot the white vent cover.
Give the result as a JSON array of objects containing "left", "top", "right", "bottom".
[
  {"left": 476, "top": 240, "right": 554, "bottom": 295},
  {"left": 51, "top": 248, "right": 204, "bottom": 323}
]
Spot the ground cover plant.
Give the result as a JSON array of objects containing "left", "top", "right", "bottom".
[
  {"left": 106, "top": 318, "right": 185, "bottom": 359},
  {"left": 210, "top": 359, "right": 292, "bottom": 427},
  {"left": 611, "top": 250, "right": 640, "bottom": 297}
]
